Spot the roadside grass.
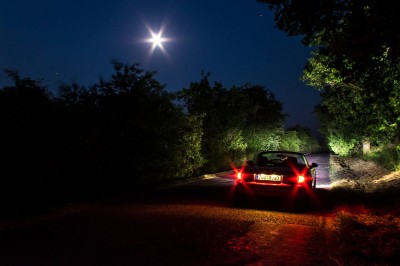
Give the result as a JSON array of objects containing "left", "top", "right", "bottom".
[
  {"left": 332, "top": 203, "right": 400, "bottom": 265},
  {"left": 329, "top": 156, "right": 400, "bottom": 265}
]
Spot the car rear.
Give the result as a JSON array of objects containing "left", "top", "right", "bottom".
[{"left": 235, "top": 165, "right": 314, "bottom": 196}]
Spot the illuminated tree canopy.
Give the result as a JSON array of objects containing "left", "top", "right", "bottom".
[{"left": 259, "top": 0, "right": 400, "bottom": 162}]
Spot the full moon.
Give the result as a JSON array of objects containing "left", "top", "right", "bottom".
[
  {"left": 146, "top": 28, "right": 169, "bottom": 53},
  {"left": 149, "top": 31, "right": 166, "bottom": 49}
]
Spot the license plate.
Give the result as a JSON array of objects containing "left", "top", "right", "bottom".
[{"left": 256, "top": 174, "right": 282, "bottom": 181}]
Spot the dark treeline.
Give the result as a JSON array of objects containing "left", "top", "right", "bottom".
[{"left": 0, "top": 62, "right": 319, "bottom": 217}]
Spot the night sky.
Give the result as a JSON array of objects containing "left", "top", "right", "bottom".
[{"left": 0, "top": 0, "right": 321, "bottom": 134}]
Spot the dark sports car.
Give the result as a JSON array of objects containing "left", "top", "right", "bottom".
[{"left": 235, "top": 151, "right": 318, "bottom": 196}]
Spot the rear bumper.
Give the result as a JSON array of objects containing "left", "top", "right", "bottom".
[{"left": 235, "top": 181, "right": 313, "bottom": 197}]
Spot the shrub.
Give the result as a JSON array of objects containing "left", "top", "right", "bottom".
[{"left": 328, "top": 133, "right": 357, "bottom": 156}]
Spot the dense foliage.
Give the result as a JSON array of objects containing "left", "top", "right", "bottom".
[
  {"left": 0, "top": 63, "right": 320, "bottom": 216},
  {"left": 178, "top": 73, "right": 320, "bottom": 171},
  {"left": 179, "top": 73, "right": 281, "bottom": 171},
  {"left": 0, "top": 63, "right": 205, "bottom": 216},
  {"left": 259, "top": 0, "right": 400, "bottom": 166}
]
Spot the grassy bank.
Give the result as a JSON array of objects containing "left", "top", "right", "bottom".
[{"left": 329, "top": 155, "right": 400, "bottom": 265}]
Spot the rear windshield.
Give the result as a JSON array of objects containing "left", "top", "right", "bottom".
[{"left": 255, "top": 152, "right": 307, "bottom": 167}]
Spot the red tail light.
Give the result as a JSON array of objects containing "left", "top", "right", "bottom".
[
  {"left": 298, "top": 175, "right": 305, "bottom": 183},
  {"left": 237, "top": 172, "right": 242, "bottom": 180}
]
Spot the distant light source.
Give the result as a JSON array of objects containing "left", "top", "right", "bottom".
[
  {"left": 145, "top": 25, "right": 170, "bottom": 55},
  {"left": 148, "top": 30, "right": 167, "bottom": 50}
]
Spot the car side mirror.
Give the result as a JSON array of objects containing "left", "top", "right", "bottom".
[{"left": 311, "top": 162, "right": 318, "bottom": 168}]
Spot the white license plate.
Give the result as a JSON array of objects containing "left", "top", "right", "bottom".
[{"left": 256, "top": 174, "right": 282, "bottom": 181}]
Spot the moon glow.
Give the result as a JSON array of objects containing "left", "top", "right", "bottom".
[{"left": 145, "top": 27, "right": 170, "bottom": 54}]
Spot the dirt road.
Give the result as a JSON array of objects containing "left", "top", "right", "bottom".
[
  {"left": 0, "top": 153, "right": 344, "bottom": 265},
  {"left": 0, "top": 202, "right": 338, "bottom": 266}
]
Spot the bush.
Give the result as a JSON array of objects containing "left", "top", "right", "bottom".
[
  {"left": 328, "top": 133, "right": 357, "bottom": 156},
  {"left": 363, "top": 142, "right": 400, "bottom": 170},
  {"left": 244, "top": 127, "right": 282, "bottom": 158},
  {"left": 279, "top": 130, "right": 301, "bottom": 152}
]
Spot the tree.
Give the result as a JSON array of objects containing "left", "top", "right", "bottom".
[
  {"left": 258, "top": 0, "right": 400, "bottom": 70},
  {"left": 178, "top": 73, "right": 248, "bottom": 171},
  {"left": 259, "top": 0, "right": 400, "bottom": 161},
  {"left": 305, "top": 49, "right": 400, "bottom": 152},
  {"left": 279, "top": 130, "right": 301, "bottom": 152},
  {"left": 178, "top": 73, "right": 286, "bottom": 171},
  {"left": 239, "top": 84, "right": 285, "bottom": 156},
  {"left": 287, "top": 125, "right": 320, "bottom": 153},
  {"left": 66, "top": 61, "right": 206, "bottom": 183},
  {"left": 0, "top": 71, "right": 68, "bottom": 214},
  {"left": 0, "top": 62, "right": 207, "bottom": 217}
]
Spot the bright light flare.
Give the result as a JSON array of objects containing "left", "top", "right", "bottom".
[
  {"left": 229, "top": 161, "right": 244, "bottom": 180},
  {"left": 148, "top": 30, "right": 167, "bottom": 50},
  {"left": 144, "top": 25, "right": 171, "bottom": 55},
  {"left": 237, "top": 172, "right": 242, "bottom": 180}
]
